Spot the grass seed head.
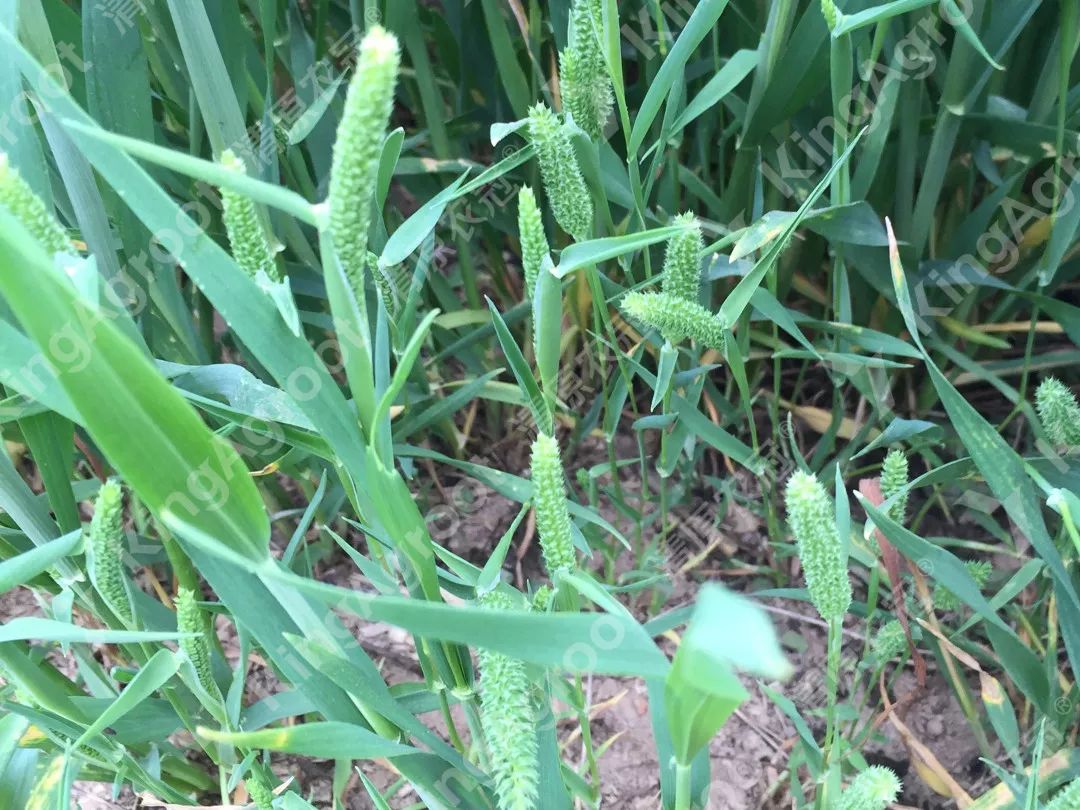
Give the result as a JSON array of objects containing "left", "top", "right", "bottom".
[
  {"left": 872, "top": 619, "right": 906, "bottom": 661},
  {"left": 837, "top": 766, "right": 902, "bottom": 810},
  {"left": 1036, "top": 377, "right": 1080, "bottom": 447},
  {"left": 0, "top": 152, "right": 71, "bottom": 257},
  {"left": 517, "top": 186, "right": 549, "bottom": 299},
  {"left": 560, "top": 0, "right": 613, "bottom": 140},
  {"left": 933, "top": 560, "right": 991, "bottom": 612},
  {"left": 329, "top": 25, "right": 400, "bottom": 298},
  {"left": 527, "top": 103, "right": 592, "bottom": 241},
  {"left": 620, "top": 291, "right": 726, "bottom": 349},
  {"left": 88, "top": 480, "right": 132, "bottom": 624},
  {"left": 478, "top": 591, "right": 540, "bottom": 810},
  {"left": 530, "top": 432, "right": 577, "bottom": 577},
  {"left": 880, "top": 448, "right": 909, "bottom": 525},
  {"left": 660, "top": 213, "right": 704, "bottom": 303},
  {"left": 176, "top": 587, "right": 221, "bottom": 701},
  {"left": 785, "top": 470, "right": 851, "bottom": 622},
  {"left": 246, "top": 778, "right": 275, "bottom": 810},
  {"left": 219, "top": 150, "right": 279, "bottom": 282},
  {"left": 821, "top": 0, "right": 839, "bottom": 30},
  {"left": 1045, "top": 777, "right": 1080, "bottom": 810}
]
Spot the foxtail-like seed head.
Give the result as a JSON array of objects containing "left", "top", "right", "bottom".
[
  {"left": 0, "top": 152, "right": 70, "bottom": 257},
  {"left": 1045, "top": 777, "right": 1080, "bottom": 810},
  {"left": 518, "top": 186, "right": 549, "bottom": 299},
  {"left": 527, "top": 103, "right": 592, "bottom": 241},
  {"left": 821, "top": 0, "right": 839, "bottom": 30},
  {"left": 661, "top": 213, "right": 704, "bottom": 303},
  {"left": 477, "top": 591, "right": 540, "bottom": 810},
  {"left": 872, "top": 619, "right": 906, "bottom": 661},
  {"left": 532, "top": 585, "right": 554, "bottom": 612},
  {"left": 530, "top": 432, "right": 576, "bottom": 577},
  {"left": 836, "top": 766, "right": 902, "bottom": 810},
  {"left": 933, "top": 559, "right": 991, "bottom": 612},
  {"left": 785, "top": 470, "right": 851, "bottom": 622},
  {"left": 880, "top": 448, "right": 909, "bottom": 525},
  {"left": 177, "top": 587, "right": 221, "bottom": 701},
  {"left": 219, "top": 150, "right": 279, "bottom": 282},
  {"left": 559, "top": 0, "right": 612, "bottom": 140},
  {"left": 88, "top": 480, "right": 132, "bottom": 623},
  {"left": 620, "top": 291, "right": 726, "bottom": 349},
  {"left": 1036, "top": 377, "right": 1080, "bottom": 447},
  {"left": 328, "top": 26, "right": 401, "bottom": 297},
  {"left": 246, "top": 779, "right": 275, "bottom": 810}
]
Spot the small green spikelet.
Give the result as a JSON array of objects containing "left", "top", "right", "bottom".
[
  {"left": 821, "top": 0, "right": 840, "bottom": 30},
  {"left": 530, "top": 432, "right": 576, "bottom": 577},
  {"left": 477, "top": 591, "right": 540, "bottom": 810},
  {"left": 367, "top": 251, "right": 399, "bottom": 317},
  {"left": 527, "top": 103, "right": 592, "bottom": 241},
  {"left": 219, "top": 150, "right": 280, "bottom": 282},
  {"left": 88, "top": 480, "right": 132, "bottom": 624},
  {"left": 176, "top": 587, "right": 222, "bottom": 701},
  {"left": 532, "top": 585, "right": 554, "bottom": 612},
  {"left": 0, "top": 152, "right": 70, "bottom": 257},
  {"left": 785, "top": 471, "right": 851, "bottom": 622},
  {"left": 933, "top": 560, "right": 992, "bottom": 612},
  {"left": 1046, "top": 777, "right": 1080, "bottom": 810},
  {"left": 328, "top": 26, "right": 400, "bottom": 298},
  {"left": 620, "top": 291, "right": 726, "bottom": 349},
  {"left": 518, "top": 186, "right": 549, "bottom": 299},
  {"left": 1036, "top": 377, "right": 1080, "bottom": 447},
  {"left": 836, "top": 766, "right": 902, "bottom": 810},
  {"left": 880, "top": 448, "right": 909, "bottom": 524},
  {"left": 246, "top": 778, "right": 275, "bottom": 810},
  {"left": 559, "top": 0, "right": 612, "bottom": 140},
  {"left": 661, "top": 213, "right": 704, "bottom": 303},
  {"left": 873, "top": 619, "right": 906, "bottom": 661}
]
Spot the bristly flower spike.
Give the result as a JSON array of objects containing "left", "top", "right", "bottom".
[
  {"left": 1036, "top": 377, "right": 1080, "bottom": 447},
  {"left": 88, "top": 480, "right": 132, "bottom": 624},
  {"left": 477, "top": 591, "right": 540, "bottom": 810},
  {"left": 0, "top": 152, "right": 70, "bottom": 257},
  {"left": 933, "top": 560, "right": 992, "bottom": 612},
  {"left": 620, "top": 291, "right": 726, "bottom": 350},
  {"left": 1045, "top": 777, "right": 1080, "bottom": 810},
  {"left": 880, "top": 448, "right": 909, "bottom": 525},
  {"left": 328, "top": 26, "right": 400, "bottom": 298},
  {"left": 518, "top": 186, "right": 549, "bottom": 299},
  {"left": 530, "top": 432, "right": 577, "bottom": 577},
  {"left": 821, "top": 0, "right": 840, "bottom": 30},
  {"left": 785, "top": 470, "right": 851, "bottom": 622},
  {"left": 559, "top": 0, "right": 613, "bottom": 140},
  {"left": 661, "top": 213, "right": 704, "bottom": 303},
  {"left": 176, "top": 587, "right": 222, "bottom": 702},
  {"left": 527, "top": 103, "right": 593, "bottom": 241},
  {"left": 836, "top": 766, "right": 902, "bottom": 810},
  {"left": 219, "top": 150, "right": 280, "bottom": 282},
  {"left": 246, "top": 778, "right": 275, "bottom": 810},
  {"left": 872, "top": 619, "right": 906, "bottom": 662}
]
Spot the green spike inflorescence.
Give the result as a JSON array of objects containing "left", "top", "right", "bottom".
[
  {"left": 933, "top": 560, "right": 992, "bottom": 612},
  {"left": 836, "top": 766, "right": 902, "bottom": 810},
  {"left": 220, "top": 150, "right": 279, "bottom": 282},
  {"left": 328, "top": 26, "right": 400, "bottom": 299},
  {"left": 477, "top": 591, "right": 539, "bottom": 810},
  {"left": 527, "top": 103, "right": 593, "bottom": 241},
  {"left": 559, "top": 0, "right": 612, "bottom": 140},
  {"left": 0, "top": 152, "right": 70, "bottom": 257},
  {"left": 1046, "top": 777, "right": 1080, "bottom": 810},
  {"left": 785, "top": 471, "right": 851, "bottom": 622},
  {"left": 530, "top": 432, "right": 576, "bottom": 577},
  {"left": 872, "top": 619, "right": 906, "bottom": 662},
  {"left": 518, "top": 186, "right": 549, "bottom": 299},
  {"left": 88, "top": 480, "right": 132, "bottom": 624},
  {"left": 1036, "top": 377, "right": 1080, "bottom": 447},
  {"left": 620, "top": 291, "right": 726, "bottom": 350},
  {"left": 661, "top": 213, "right": 704, "bottom": 303},
  {"left": 532, "top": 585, "right": 553, "bottom": 613},
  {"left": 821, "top": 0, "right": 839, "bottom": 30},
  {"left": 176, "top": 587, "right": 221, "bottom": 701},
  {"left": 246, "top": 778, "right": 275, "bottom": 810},
  {"left": 880, "top": 448, "right": 909, "bottom": 524},
  {"left": 368, "top": 250, "right": 399, "bottom": 317}
]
